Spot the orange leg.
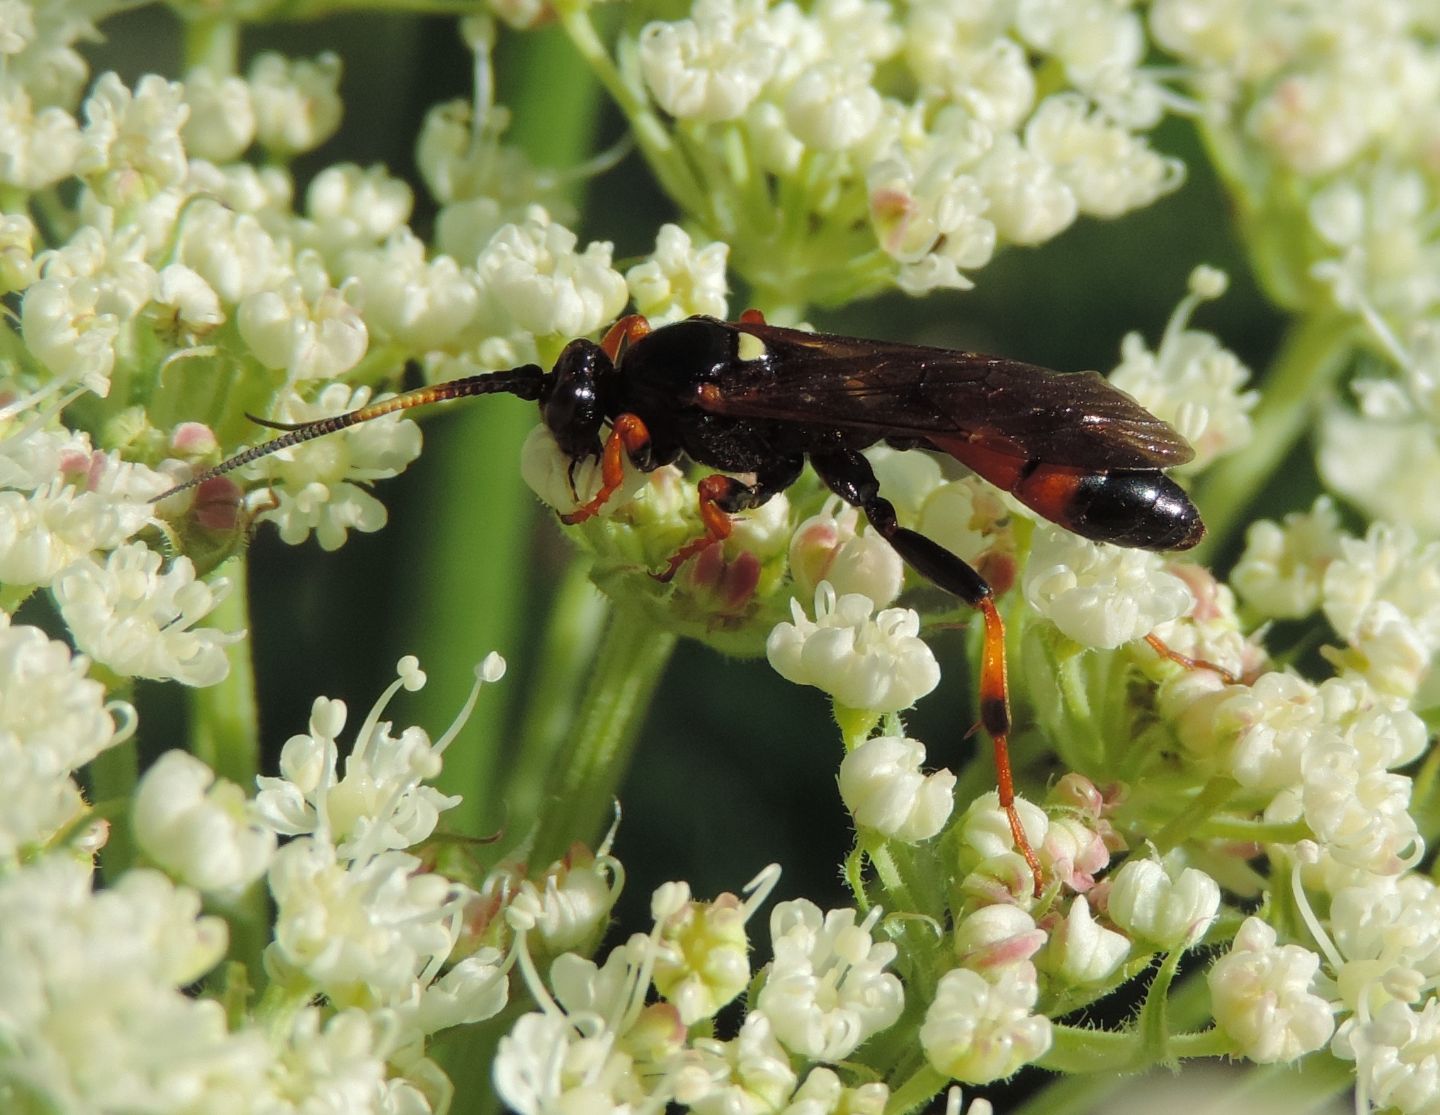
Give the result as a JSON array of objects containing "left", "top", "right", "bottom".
[
  {"left": 977, "top": 598, "right": 1044, "bottom": 895},
  {"left": 654, "top": 474, "right": 741, "bottom": 582},
  {"left": 600, "top": 314, "right": 652, "bottom": 362},
  {"left": 808, "top": 447, "right": 1046, "bottom": 896},
  {"left": 559, "top": 413, "right": 652, "bottom": 525},
  {"left": 738, "top": 308, "right": 767, "bottom": 324},
  {"left": 1144, "top": 633, "right": 1240, "bottom": 685}
]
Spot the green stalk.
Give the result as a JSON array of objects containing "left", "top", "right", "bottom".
[
  {"left": 499, "top": 558, "right": 611, "bottom": 835},
  {"left": 182, "top": 17, "right": 240, "bottom": 75},
  {"left": 1193, "top": 313, "right": 1355, "bottom": 558},
  {"left": 189, "top": 557, "right": 260, "bottom": 787},
  {"left": 91, "top": 713, "right": 139, "bottom": 884},
  {"left": 528, "top": 605, "right": 677, "bottom": 867},
  {"left": 400, "top": 23, "right": 606, "bottom": 835},
  {"left": 883, "top": 1065, "right": 950, "bottom": 1115}
]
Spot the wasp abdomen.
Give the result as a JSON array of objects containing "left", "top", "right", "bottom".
[{"left": 1058, "top": 469, "right": 1204, "bottom": 551}]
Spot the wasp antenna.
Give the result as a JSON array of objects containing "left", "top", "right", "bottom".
[
  {"left": 244, "top": 412, "right": 309, "bottom": 432},
  {"left": 154, "top": 365, "right": 547, "bottom": 503}
]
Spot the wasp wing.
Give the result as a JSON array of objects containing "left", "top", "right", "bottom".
[{"left": 702, "top": 320, "right": 1193, "bottom": 470}]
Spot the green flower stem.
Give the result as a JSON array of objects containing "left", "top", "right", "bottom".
[
  {"left": 500, "top": 558, "right": 611, "bottom": 836},
  {"left": 190, "top": 558, "right": 260, "bottom": 788},
  {"left": 185, "top": 558, "right": 268, "bottom": 979},
  {"left": 528, "top": 604, "right": 677, "bottom": 868},
  {"left": 1151, "top": 775, "right": 1238, "bottom": 854},
  {"left": 883, "top": 1064, "right": 950, "bottom": 1115},
  {"left": 182, "top": 16, "right": 240, "bottom": 75},
  {"left": 558, "top": 7, "right": 710, "bottom": 221},
  {"left": 1192, "top": 312, "right": 1355, "bottom": 559},
  {"left": 90, "top": 713, "right": 138, "bottom": 884}
]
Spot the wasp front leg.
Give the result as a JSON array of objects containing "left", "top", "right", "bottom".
[
  {"left": 654, "top": 455, "right": 804, "bottom": 583},
  {"left": 600, "top": 313, "right": 653, "bottom": 362},
  {"left": 560, "top": 413, "right": 655, "bottom": 525},
  {"left": 810, "top": 448, "right": 1044, "bottom": 896}
]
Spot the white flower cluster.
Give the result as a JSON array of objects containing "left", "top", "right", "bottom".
[
  {"left": 1157, "top": 0, "right": 1440, "bottom": 536},
  {"left": 494, "top": 866, "right": 906, "bottom": 1113},
  {"left": 629, "top": 0, "right": 1186, "bottom": 297},
  {"left": 1233, "top": 507, "right": 1440, "bottom": 701},
  {"left": 0, "top": 651, "right": 510, "bottom": 1112},
  {"left": 1108, "top": 266, "right": 1257, "bottom": 472},
  {"left": 0, "top": 613, "right": 131, "bottom": 860},
  {"left": 4, "top": 15, "right": 730, "bottom": 598}
]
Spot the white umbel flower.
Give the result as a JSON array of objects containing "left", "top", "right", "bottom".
[
  {"left": 1208, "top": 917, "right": 1335, "bottom": 1063},
  {"left": 757, "top": 900, "right": 904, "bottom": 1061},
  {"left": 476, "top": 207, "right": 628, "bottom": 339},
  {"left": 343, "top": 228, "right": 478, "bottom": 350},
  {"left": 237, "top": 273, "right": 368, "bottom": 384},
  {"left": 1231, "top": 498, "right": 1345, "bottom": 619},
  {"left": 306, "top": 163, "right": 414, "bottom": 254},
  {"left": 1023, "top": 525, "right": 1194, "bottom": 648},
  {"left": 767, "top": 582, "right": 940, "bottom": 712},
  {"left": 1347, "top": 998, "right": 1440, "bottom": 1115},
  {"left": 254, "top": 654, "right": 502, "bottom": 857},
  {"left": 0, "top": 615, "right": 127, "bottom": 858},
  {"left": 52, "top": 543, "right": 240, "bottom": 687},
  {"left": 76, "top": 73, "right": 190, "bottom": 200},
  {"left": 1107, "top": 267, "right": 1257, "bottom": 471},
  {"left": 181, "top": 68, "right": 255, "bottom": 162},
  {"left": 244, "top": 383, "right": 423, "bottom": 551},
  {"left": 0, "top": 857, "right": 265, "bottom": 1112},
  {"left": 1045, "top": 895, "right": 1130, "bottom": 984},
  {"left": 134, "top": 750, "right": 276, "bottom": 896},
  {"left": 267, "top": 839, "right": 470, "bottom": 1009},
  {"left": 839, "top": 735, "right": 955, "bottom": 842},
  {"left": 920, "top": 965, "right": 1052, "bottom": 1083},
  {"left": 638, "top": 0, "right": 781, "bottom": 122},
  {"left": 783, "top": 60, "right": 884, "bottom": 151},
  {"left": 247, "top": 51, "right": 343, "bottom": 156},
  {"left": 0, "top": 84, "right": 82, "bottom": 189},
  {"left": 20, "top": 276, "right": 121, "bottom": 395},
  {"left": 626, "top": 223, "right": 730, "bottom": 324}
]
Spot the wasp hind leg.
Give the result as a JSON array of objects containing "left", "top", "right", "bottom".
[{"left": 809, "top": 448, "right": 1044, "bottom": 896}]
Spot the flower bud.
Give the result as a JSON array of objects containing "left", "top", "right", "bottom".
[
  {"left": 1044, "top": 896, "right": 1129, "bottom": 985},
  {"left": 1107, "top": 858, "right": 1220, "bottom": 949},
  {"left": 953, "top": 904, "right": 1046, "bottom": 974},
  {"left": 839, "top": 735, "right": 955, "bottom": 842}
]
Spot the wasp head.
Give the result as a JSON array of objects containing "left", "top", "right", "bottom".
[{"left": 541, "top": 338, "right": 615, "bottom": 461}]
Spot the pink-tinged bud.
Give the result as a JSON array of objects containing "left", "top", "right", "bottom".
[
  {"left": 954, "top": 904, "right": 1046, "bottom": 974},
  {"left": 789, "top": 500, "right": 903, "bottom": 605},
  {"left": 790, "top": 512, "right": 841, "bottom": 590},
  {"left": 530, "top": 842, "right": 621, "bottom": 953},
  {"left": 626, "top": 1002, "right": 688, "bottom": 1063},
  {"left": 683, "top": 543, "right": 761, "bottom": 613},
  {"left": 958, "top": 852, "right": 1038, "bottom": 909},
  {"left": 1043, "top": 815, "right": 1113, "bottom": 893},
  {"left": 170, "top": 421, "right": 220, "bottom": 457},
  {"left": 1050, "top": 773, "right": 1105, "bottom": 816}
]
